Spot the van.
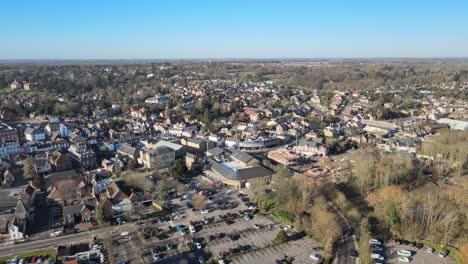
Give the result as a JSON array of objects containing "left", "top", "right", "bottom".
[{"left": 397, "top": 250, "right": 412, "bottom": 257}]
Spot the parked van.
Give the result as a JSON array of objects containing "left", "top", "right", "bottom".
[{"left": 397, "top": 250, "right": 412, "bottom": 257}]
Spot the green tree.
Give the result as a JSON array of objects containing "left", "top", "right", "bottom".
[
  {"left": 168, "top": 160, "right": 187, "bottom": 177},
  {"left": 275, "top": 230, "right": 288, "bottom": 243},
  {"left": 127, "top": 159, "right": 137, "bottom": 170},
  {"left": 32, "top": 175, "right": 43, "bottom": 189},
  {"left": 113, "top": 163, "right": 122, "bottom": 177},
  {"left": 202, "top": 108, "right": 211, "bottom": 124},
  {"left": 96, "top": 205, "right": 106, "bottom": 225}
]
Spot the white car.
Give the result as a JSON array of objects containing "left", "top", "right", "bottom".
[
  {"left": 218, "top": 260, "right": 225, "bottom": 264},
  {"left": 309, "top": 254, "right": 322, "bottom": 261},
  {"left": 18, "top": 259, "right": 25, "bottom": 264},
  {"left": 248, "top": 206, "right": 257, "bottom": 210},
  {"left": 283, "top": 225, "right": 293, "bottom": 231},
  {"left": 201, "top": 209, "right": 209, "bottom": 214},
  {"left": 196, "top": 242, "right": 202, "bottom": 249},
  {"left": 371, "top": 253, "right": 385, "bottom": 261},
  {"left": 369, "top": 238, "right": 382, "bottom": 245},
  {"left": 173, "top": 215, "right": 183, "bottom": 220},
  {"left": 120, "top": 231, "right": 129, "bottom": 236},
  {"left": 93, "top": 244, "right": 103, "bottom": 250},
  {"left": 244, "top": 215, "right": 251, "bottom": 221},
  {"left": 180, "top": 229, "right": 187, "bottom": 236},
  {"left": 189, "top": 225, "right": 196, "bottom": 233},
  {"left": 426, "top": 247, "right": 435, "bottom": 253},
  {"left": 398, "top": 257, "right": 411, "bottom": 262}
]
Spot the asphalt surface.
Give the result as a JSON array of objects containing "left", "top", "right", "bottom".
[
  {"left": 327, "top": 201, "right": 357, "bottom": 264},
  {"left": 0, "top": 223, "right": 139, "bottom": 258}
]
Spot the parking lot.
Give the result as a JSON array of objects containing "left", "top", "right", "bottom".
[
  {"left": 111, "top": 177, "right": 321, "bottom": 263},
  {"left": 231, "top": 236, "right": 319, "bottom": 264},
  {"left": 385, "top": 243, "right": 457, "bottom": 264}
]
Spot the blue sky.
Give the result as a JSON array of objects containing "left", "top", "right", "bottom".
[{"left": 1, "top": 0, "right": 467, "bottom": 59}]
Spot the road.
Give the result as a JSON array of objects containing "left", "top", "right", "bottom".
[
  {"left": 327, "top": 201, "right": 357, "bottom": 264},
  {"left": 0, "top": 223, "right": 139, "bottom": 258}
]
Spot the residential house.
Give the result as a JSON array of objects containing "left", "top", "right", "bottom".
[
  {"left": 181, "top": 138, "right": 215, "bottom": 153},
  {"left": 48, "top": 150, "right": 73, "bottom": 172},
  {"left": 0, "top": 123, "right": 19, "bottom": 143},
  {"left": 116, "top": 144, "right": 140, "bottom": 161},
  {"left": 140, "top": 146, "right": 175, "bottom": 170},
  {"left": 68, "top": 144, "right": 96, "bottom": 169},
  {"left": 293, "top": 139, "right": 328, "bottom": 157},
  {"left": 24, "top": 127, "right": 45, "bottom": 141},
  {"left": 45, "top": 123, "right": 68, "bottom": 137},
  {"left": 63, "top": 202, "right": 95, "bottom": 225},
  {"left": 0, "top": 142, "right": 20, "bottom": 158},
  {"left": 34, "top": 153, "right": 51, "bottom": 174}
]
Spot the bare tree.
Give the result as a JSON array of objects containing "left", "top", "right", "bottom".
[{"left": 192, "top": 194, "right": 205, "bottom": 210}]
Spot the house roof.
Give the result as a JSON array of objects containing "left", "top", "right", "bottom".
[
  {"left": 230, "top": 149, "right": 255, "bottom": 164},
  {"left": 63, "top": 202, "right": 94, "bottom": 217},
  {"left": 154, "top": 140, "right": 185, "bottom": 151},
  {"left": 206, "top": 147, "right": 224, "bottom": 157},
  {"left": 117, "top": 144, "right": 138, "bottom": 156},
  {"left": 145, "top": 146, "right": 173, "bottom": 155},
  {"left": 15, "top": 200, "right": 27, "bottom": 220},
  {"left": 0, "top": 214, "right": 14, "bottom": 233},
  {"left": 209, "top": 159, "right": 273, "bottom": 181}
]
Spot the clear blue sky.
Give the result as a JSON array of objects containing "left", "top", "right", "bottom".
[{"left": 1, "top": 0, "right": 468, "bottom": 59}]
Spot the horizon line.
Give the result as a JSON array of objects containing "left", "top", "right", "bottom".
[{"left": 1, "top": 56, "right": 468, "bottom": 63}]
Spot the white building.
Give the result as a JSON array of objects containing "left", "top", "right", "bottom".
[
  {"left": 0, "top": 142, "right": 20, "bottom": 157},
  {"left": 24, "top": 127, "right": 45, "bottom": 141},
  {"left": 44, "top": 123, "right": 68, "bottom": 137},
  {"left": 145, "top": 95, "right": 170, "bottom": 105}
]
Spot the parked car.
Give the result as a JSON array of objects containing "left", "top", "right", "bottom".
[
  {"left": 426, "top": 247, "right": 435, "bottom": 253},
  {"left": 189, "top": 225, "right": 196, "bottom": 233},
  {"left": 244, "top": 215, "right": 251, "bottom": 221},
  {"left": 309, "top": 254, "right": 322, "bottom": 261},
  {"left": 283, "top": 225, "right": 293, "bottom": 231},
  {"left": 370, "top": 253, "right": 384, "bottom": 261},
  {"left": 196, "top": 242, "right": 202, "bottom": 250},
  {"left": 438, "top": 249, "right": 448, "bottom": 258},
  {"left": 180, "top": 229, "right": 187, "bottom": 236},
  {"left": 173, "top": 215, "right": 183, "bottom": 220},
  {"left": 350, "top": 250, "right": 358, "bottom": 258},
  {"left": 201, "top": 209, "right": 209, "bottom": 214},
  {"left": 398, "top": 257, "right": 411, "bottom": 263},
  {"left": 369, "top": 238, "right": 382, "bottom": 245}
]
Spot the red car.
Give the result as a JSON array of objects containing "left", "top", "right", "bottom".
[
  {"left": 30, "top": 256, "right": 37, "bottom": 263},
  {"left": 90, "top": 221, "right": 98, "bottom": 226},
  {"left": 227, "top": 248, "right": 234, "bottom": 254}
]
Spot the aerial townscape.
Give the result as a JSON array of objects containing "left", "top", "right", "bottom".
[{"left": 0, "top": 1, "right": 467, "bottom": 264}]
